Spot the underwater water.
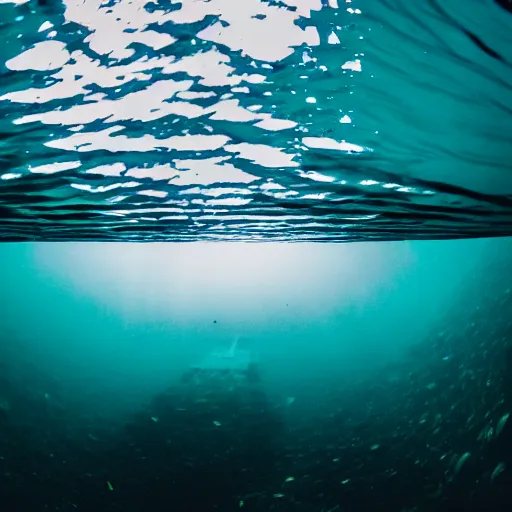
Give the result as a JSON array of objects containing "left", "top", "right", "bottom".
[
  {"left": 0, "top": 0, "right": 512, "bottom": 241},
  {"left": 1, "top": 238, "right": 512, "bottom": 512},
  {"left": 1, "top": 0, "right": 512, "bottom": 511}
]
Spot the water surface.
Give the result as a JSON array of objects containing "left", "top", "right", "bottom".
[{"left": 1, "top": 0, "right": 511, "bottom": 241}]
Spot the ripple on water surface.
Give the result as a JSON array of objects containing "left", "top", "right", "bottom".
[{"left": 0, "top": 0, "right": 511, "bottom": 241}]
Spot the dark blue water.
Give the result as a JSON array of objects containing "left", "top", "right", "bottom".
[{"left": 0, "top": 0, "right": 511, "bottom": 241}]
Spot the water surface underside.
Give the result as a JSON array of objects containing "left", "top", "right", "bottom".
[{"left": 1, "top": 0, "right": 511, "bottom": 241}]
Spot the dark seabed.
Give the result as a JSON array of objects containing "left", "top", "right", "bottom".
[{"left": 1, "top": 0, "right": 512, "bottom": 511}]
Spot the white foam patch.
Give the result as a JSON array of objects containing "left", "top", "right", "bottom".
[
  {"left": 299, "top": 170, "right": 336, "bottom": 183},
  {"left": 162, "top": 49, "right": 240, "bottom": 87},
  {"left": 301, "top": 193, "right": 328, "bottom": 200},
  {"left": 70, "top": 181, "right": 140, "bottom": 193},
  {"left": 14, "top": 79, "right": 193, "bottom": 125},
  {"left": 203, "top": 197, "right": 252, "bottom": 206},
  {"left": 3, "top": 52, "right": 171, "bottom": 104},
  {"left": 164, "top": 0, "right": 322, "bottom": 61},
  {"left": 341, "top": 59, "right": 362, "bottom": 72},
  {"left": 63, "top": 0, "right": 178, "bottom": 60},
  {"left": 3, "top": 2, "right": 312, "bottom": 146},
  {"left": 0, "top": 0, "right": 29, "bottom": 6},
  {"left": 173, "top": 157, "right": 259, "bottom": 186},
  {"left": 208, "top": 99, "right": 262, "bottom": 122},
  {"left": 86, "top": 163, "right": 126, "bottom": 177},
  {"left": 6, "top": 41, "right": 70, "bottom": 71},
  {"left": 181, "top": 186, "right": 253, "bottom": 197},
  {"left": 254, "top": 118, "right": 297, "bottom": 131},
  {"left": 137, "top": 189, "right": 169, "bottom": 198},
  {"left": 29, "top": 161, "right": 81, "bottom": 174},
  {"left": 38, "top": 21, "right": 54, "bottom": 32},
  {"left": 45, "top": 127, "right": 229, "bottom": 153},
  {"left": 226, "top": 143, "right": 299, "bottom": 168},
  {"left": 302, "top": 137, "right": 365, "bottom": 153},
  {"left": 126, "top": 165, "right": 178, "bottom": 181},
  {"left": 261, "top": 181, "right": 286, "bottom": 190}
]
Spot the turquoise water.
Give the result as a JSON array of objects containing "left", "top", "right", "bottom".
[
  {"left": 0, "top": 0, "right": 511, "bottom": 241},
  {"left": 1, "top": 239, "right": 512, "bottom": 511},
  {"left": 1, "top": 1, "right": 512, "bottom": 511}
]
